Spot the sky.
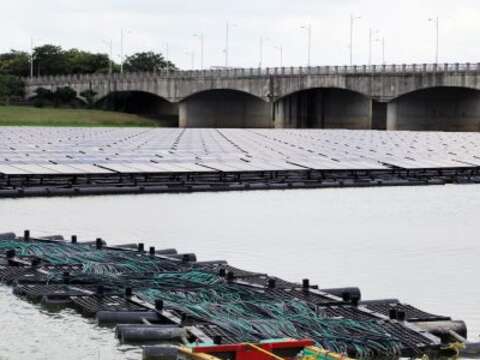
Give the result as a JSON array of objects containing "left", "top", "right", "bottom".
[{"left": 1, "top": 0, "right": 479, "bottom": 69}]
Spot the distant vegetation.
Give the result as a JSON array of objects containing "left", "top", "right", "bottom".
[
  {"left": 0, "top": 44, "right": 176, "bottom": 77},
  {"left": 0, "top": 106, "right": 163, "bottom": 127},
  {"left": 0, "top": 44, "right": 178, "bottom": 118}
]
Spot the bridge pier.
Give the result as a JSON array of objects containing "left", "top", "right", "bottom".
[
  {"left": 274, "top": 89, "right": 373, "bottom": 129},
  {"left": 178, "top": 90, "right": 272, "bottom": 128},
  {"left": 386, "top": 87, "right": 480, "bottom": 131}
]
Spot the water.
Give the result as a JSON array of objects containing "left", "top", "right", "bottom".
[{"left": 0, "top": 185, "right": 479, "bottom": 359}]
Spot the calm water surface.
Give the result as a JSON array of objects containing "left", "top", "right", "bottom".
[{"left": 0, "top": 185, "right": 479, "bottom": 359}]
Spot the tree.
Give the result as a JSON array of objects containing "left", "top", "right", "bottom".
[
  {"left": 80, "top": 89, "right": 98, "bottom": 108},
  {"left": 65, "top": 49, "right": 111, "bottom": 74},
  {"left": 0, "top": 51, "right": 30, "bottom": 77},
  {"left": 33, "top": 45, "right": 67, "bottom": 76},
  {"left": 123, "top": 52, "right": 176, "bottom": 72},
  {"left": 0, "top": 75, "right": 25, "bottom": 104}
]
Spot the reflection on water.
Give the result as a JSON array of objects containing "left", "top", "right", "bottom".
[{"left": 0, "top": 184, "right": 479, "bottom": 359}]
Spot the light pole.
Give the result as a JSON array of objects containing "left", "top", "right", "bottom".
[
  {"left": 259, "top": 36, "right": 270, "bottom": 68},
  {"left": 164, "top": 43, "right": 170, "bottom": 71},
  {"left": 194, "top": 33, "right": 204, "bottom": 69},
  {"left": 368, "top": 28, "right": 379, "bottom": 66},
  {"left": 381, "top": 37, "right": 385, "bottom": 64},
  {"left": 120, "top": 28, "right": 132, "bottom": 74},
  {"left": 274, "top": 45, "right": 283, "bottom": 67},
  {"left": 185, "top": 51, "right": 195, "bottom": 69},
  {"left": 103, "top": 40, "right": 113, "bottom": 75},
  {"left": 259, "top": 36, "right": 264, "bottom": 68},
  {"left": 224, "top": 22, "right": 237, "bottom": 68},
  {"left": 300, "top": 24, "right": 312, "bottom": 67},
  {"left": 349, "top": 14, "right": 361, "bottom": 65},
  {"left": 428, "top": 17, "right": 439, "bottom": 63},
  {"left": 29, "top": 37, "right": 35, "bottom": 78}
]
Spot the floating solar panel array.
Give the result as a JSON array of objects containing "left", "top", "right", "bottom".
[{"left": 0, "top": 127, "right": 479, "bottom": 176}]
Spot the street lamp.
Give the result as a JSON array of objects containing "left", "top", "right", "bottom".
[
  {"left": 428, "top": 17, "right": 439, "bottom": 63},
  {"left": 193, "top": 33, "right": 204, "bottom": 70},
  {"left": 185, "top": 51, "right": 195, "bottom": 70},
  {"left": 349, "top": 14, "right": 361, "bottom": 65},
  {"left": 163, "top": 43, "right": 170, "bottom": 71},
  {"left": 224, "top": 22, "right": 237, "bottom": 68},
  {"left": 29, "top": 37, "right": 36, "bottom": 78},
  {"left": 368, "top": 28, "right": 379, "bottom": 66},
  {"left": 381, "top": 37, "right": 386, "bottom": 65},
  {"left": 259, "top": 36, "right": 270, "bottom": 68},
  {"left": 300, "top": 24, "right": 312, "bottom": 67},
  {"left": 102, "top": 40, "right": 114, "bottom": 75},
  {"left": 274, "top": 45, "right": 283, "bottom": 68},
  {"left": 120, "top": 28, "right": 132, "bottom": 74}
]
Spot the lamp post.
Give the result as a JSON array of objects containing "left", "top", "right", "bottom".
[
  {"left": 349, "top": 14, "right": 361, "bottom": 65},
  {"left": 164, "top": 43, "right": 170, "bottom": 71},
  {"left": 428, "top": 17, "right": 439, "bottom": 63},
  {"left": 274, "top": 45, "right": 283, "bottom": 68},
  {"left": 185, "top": 51, "right": 195, "bottom": 70},
  {"left": 224, "top": 22, "right": 237, "bottom": 68},
  {"left": 300, "top": 24, "right": 312, "bottom": 67},
  {"left": 381, "top": 37, "right": 385, "bottom": 64},
  {"left": 103, "top": 40, "right": 113, "bottom": 75},
  {"left": 29, "top": 37, "right": 35, "bottom": 78},
  {"left": 368, "top": 28, "right": 379, "bottom": 66},
  {"left": 120, "top": 28, "right": 132, "bottom": 74},
  {"left": 193, "top": 33, "right": 204, "bottom": 69}
]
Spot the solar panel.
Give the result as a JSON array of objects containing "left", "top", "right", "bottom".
[{"left": 0, "top": 127, "right": 478, "bottom": 176}]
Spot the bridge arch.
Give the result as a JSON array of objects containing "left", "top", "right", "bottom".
[
  {"left": 274, "top": 87, "right": 374, "bottom": 129},
  {"left": 96, "top": 90, "right": 178, "bottom": 125},
  {"left": 178, "top": 89, "right": 271, "bottom": 128},
  {"left": 387, "top": 86, "right": 480, "bottom": 131}
]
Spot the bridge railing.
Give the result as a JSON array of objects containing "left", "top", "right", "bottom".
[{"left": 25, "top": 63, "right": 480, "bottom": 84}]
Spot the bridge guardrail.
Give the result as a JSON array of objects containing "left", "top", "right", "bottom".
[{"left": 25, "top": 63, "right": 480, "bottom": 84}]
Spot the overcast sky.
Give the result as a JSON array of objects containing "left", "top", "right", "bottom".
[{"left": 1, "top": 0, "right": 479, "bottom": 69}]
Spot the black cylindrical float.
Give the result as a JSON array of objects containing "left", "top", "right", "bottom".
[
  {"left": 71, "top": 235, "right": 77, "bottom": 244},
  {"left": 218, "top": 268, "right": 226, "bottom": 277},
  {"left": 138, "top": 243, "right": 145, "bottom": 252},
  {"left": 155, "top": 299, "right": 163, "bottom": 311},
  {"left": 389, "top": 308, "right": 397, "bottom": 320},
  {"left": 96, "top": 238, "right": 103, "bottom": 250},
  {"left": 149, "top": 247, "right": 155, "bottom": 256},
  {"left": 24, "top": 230, "right": 30, "bottom": 241},
  {"left": 397, "top": 310, "right": 406, "bottom": 321},
  {"left": 6, "top": 249, "right": 15, "bottom": 259},
  {"left": 303, "top": 279, "right": 310, "bottom": 291},
  {"left": 268, "top": 278, "right": 276, "bottom": 289}
]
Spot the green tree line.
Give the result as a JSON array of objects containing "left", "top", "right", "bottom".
[{"left": 0, "top": 44, "right": 176, "bottom": 104}]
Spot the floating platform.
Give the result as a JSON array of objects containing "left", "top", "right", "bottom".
[
  {"left": 0, "top": 231, "right": 473, "bottom": 359},
  {"left": 0, "top": 128, "right": 480, "bottom": 198}
]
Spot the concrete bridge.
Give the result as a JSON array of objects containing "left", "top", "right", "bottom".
[{"left": 25, "top": 63, "right": 480, "bottom": 131}]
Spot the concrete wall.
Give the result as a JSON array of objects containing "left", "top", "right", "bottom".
[
  {"left": 179, "top": 90, "right": 272, "bottom": 128},
  {"left": 387, "top": 87, "right": 480, "bottom": 131},
  {"left": 274, "top": 89, "right": 372, "bottom": 129}
]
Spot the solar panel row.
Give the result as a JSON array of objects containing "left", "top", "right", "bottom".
[{"left": 0, "top": 127, "right": 479, "bottom": 175}]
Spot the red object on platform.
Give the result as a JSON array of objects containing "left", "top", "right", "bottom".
[{"left": 193, "top": 339, "right": 315, "bottom": 360}]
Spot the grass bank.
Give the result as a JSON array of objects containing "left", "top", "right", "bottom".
[{"left": 0, "top": 106, "right": 166, "bottom": 127}]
